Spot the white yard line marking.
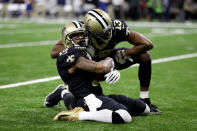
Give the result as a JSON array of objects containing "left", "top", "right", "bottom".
[
  {"left": 0, "top": 76, "right": 60, "bottom": 89},
  {"left": 2, "top": 19, "right": 197, "bottom": 28},
  {"left": 1, "top": 28, "right": 197, "bottom": 49},
  {"left": 127, "top": 21, "right": 197, "bottom": 29},
  {"left": 1, "top": 21, "right": 197, "bottom": 49},
  {"left": 1, "top": 30, "right": 196, "bottom": 49},
  {"left": 132, "top": 53, "right": 197, "bottom": 67},
  {"left": 0, "top": 52, "right": 197, "bottom": 89},
  {"left": 152, "top": 53, "right": 197, "bottom": 64},
  {"left": 0, "top": 24, "right": 18, "bottom": 29},
  {"left": 0, "top": 40, "right": 57, "bottom": 48},
  {"left": 0, "top": 28, "right": 60, "bottom": 35}
]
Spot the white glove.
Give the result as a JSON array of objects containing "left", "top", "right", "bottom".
[
  {"left": 104, "top": 70, "right": 120, "bottom": 84},
  {"left": 115, "top": 50, "right": 133, "bottom": 64}
]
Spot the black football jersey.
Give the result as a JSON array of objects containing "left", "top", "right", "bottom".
[
  {"left": 57, "top": 47, "right": 103, "bottom": 98},
  {"left": 89, "top": 19, "right": 130, "bottom": 61}
]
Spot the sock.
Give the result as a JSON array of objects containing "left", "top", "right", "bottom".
[
  {"left": 61, "top": 89, "right": 70, "bottom": 99},
  {"left": 78, "top": 109, "right": 113, "bottom": 123},
  {"left": 113, "top": 109, "right": 131, "bottom": 123},
  {"left": 139, "top": 60, "right": 151, "bottom": 87},
  {"left": 140, "top": 91, "right": 149, "bottom": 99},
  {"left": 62, "top": 93, "right": 75, "bottom": 110},
  {"left": 142, "top": 104, "right": 151, "bottom": 115}
]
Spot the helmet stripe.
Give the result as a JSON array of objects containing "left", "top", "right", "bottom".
[
  {"left": 92, "top": 10, "right": 109, "bottom": 26},
  {"left": 72, "top": 21, "right": 82, "bottom": 28},
  {"left": 87, "top": 13, "right": 105, "bottom": 29},
  {"left": 88, "top": 10, "right": 108, "bottom": 30}
]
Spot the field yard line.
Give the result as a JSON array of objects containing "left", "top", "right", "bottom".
[
  {"left": 1, "top": 28, "right": 197, "bottom": 48},
  {"left": 3, "top": 19, "right": 197, "bottom": 28},
  {"left": 0, "top": 52, "right": 197, "bottom": 89},
  {"left": 0, "top": 40, "right": 57, "bottom": 48},
  {"left": 0, "top": 76, "right": 60, "bottom": 89},
  {"left": 132, "top": 52, "right": 197, "bottom": 67},
  {"left": 0, "top": 30, "right": 195, "bottom": 48},
  {"left": 0, "top": 28, "right": 60, "bottom": 35},
  {"left": 127, "top": 21, "right": 197, "bottom": 29}
]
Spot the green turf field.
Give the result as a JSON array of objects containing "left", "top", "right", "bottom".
[{"left": 0, "top": 19, "right": 197, "bottom": 131}]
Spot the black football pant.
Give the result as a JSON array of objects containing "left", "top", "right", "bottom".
[{"left": 63, "top": 93, "right": 146, "bottom": 116}]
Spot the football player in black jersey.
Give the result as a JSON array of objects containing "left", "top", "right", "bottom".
[
  {"left": 83, "top": 9, "right": 161, "bottom": 114},
  {"left": 46, "top": 11, "right": 161, "bottom": 114},
  {"left": 45, "top": 21, "right": 152, "bottom": 123}
]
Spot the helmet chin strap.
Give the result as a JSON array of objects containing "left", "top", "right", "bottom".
[{"left": 71, "top": 39, "right": 87, "bottom": 50}]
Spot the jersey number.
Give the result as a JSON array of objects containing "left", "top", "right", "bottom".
[
  {"left": 114, "top": 20, "right": 123, "bottom": 30},
  {"left": 66, "top": 55, "right": 74, "bottom": 63}
]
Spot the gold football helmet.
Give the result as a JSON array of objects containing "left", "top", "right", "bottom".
[
  {"left": 62, "top": 21, "right": 87, "bottom": 49},
  {"left": 84, "top": 9, "right": 112, "bottom": 49}
]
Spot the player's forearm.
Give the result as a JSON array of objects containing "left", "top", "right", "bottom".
[
  {"left": 124, "top": 44, "right": 151, "bottom": 56},
  {"left": 96, "top": 57, "right": 113, "bottom": 73},
  {"left": 126, "top": 31, "right": 153, "bottom": 55},
  {"left": 75, "top": 57, "right": 112, "bottom": 73}
]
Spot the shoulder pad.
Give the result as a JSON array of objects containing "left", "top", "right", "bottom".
[
  {"left": 112, "top": 19, "right": 130, "bottom": 39},
  {"left": 112, "top": 19, "right": 128, "bottom": 29},
  {"left": 58, "top": 47, "right": 86, "bottom": 64}
]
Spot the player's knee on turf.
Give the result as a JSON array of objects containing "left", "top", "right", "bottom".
[{"left": 112, "top": 109, "right": 132, "bottom": 124}]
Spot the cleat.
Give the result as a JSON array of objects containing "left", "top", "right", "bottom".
[
  {"left": 44, "top": 84, "right": 68, "bottom": 107},
  {"left": 140, "top": 98, "right": 162, "bottom": 114},
  {"left": 53, "top": 107, "right": 84, "bottom": 121}
]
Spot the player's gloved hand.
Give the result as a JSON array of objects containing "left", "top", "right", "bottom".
[
  {"left": 104, "top": 69, "right": 120, "bottom": 84},
  {"left": 115, "top": 50, "right": 133, "bottom": 64}
]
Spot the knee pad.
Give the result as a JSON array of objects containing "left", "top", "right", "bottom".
[{"left": 112, "top": 109, "right": 132, "bottom": 124}]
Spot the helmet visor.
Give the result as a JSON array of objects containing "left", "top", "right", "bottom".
[
  {"left": 70, "top": 32, "right": 85, "bottom": 41},
  {"left": 92, "top": 28, "right": 112, "bottom": 43},
  {"left": 67, "top": 31, "right": 87, "bottom": 49}
]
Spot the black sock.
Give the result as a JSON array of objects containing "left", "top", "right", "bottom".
[
  {"left": 63, "top": 93, "right": 75, "bottom": 110},
  {"left": 138, "top": 59, "right": 152, "bottom": 87}
]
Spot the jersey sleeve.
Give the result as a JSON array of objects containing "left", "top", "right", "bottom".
[
  {"left": 57, "top": 47, "right": 86, "bottom": 68},
  {"left": 113, "top": 19, "right": 131, "bottom": 41}
]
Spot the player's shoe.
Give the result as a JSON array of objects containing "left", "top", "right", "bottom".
[
  {"left": 53, "top": 107, "right": 84, "bottom": 121},
  {"left": 44, "top": 84, "right": 68, "bottom": 107},
  {"left": 140, "top": 98, "right": 162, "bottom": 114}
]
